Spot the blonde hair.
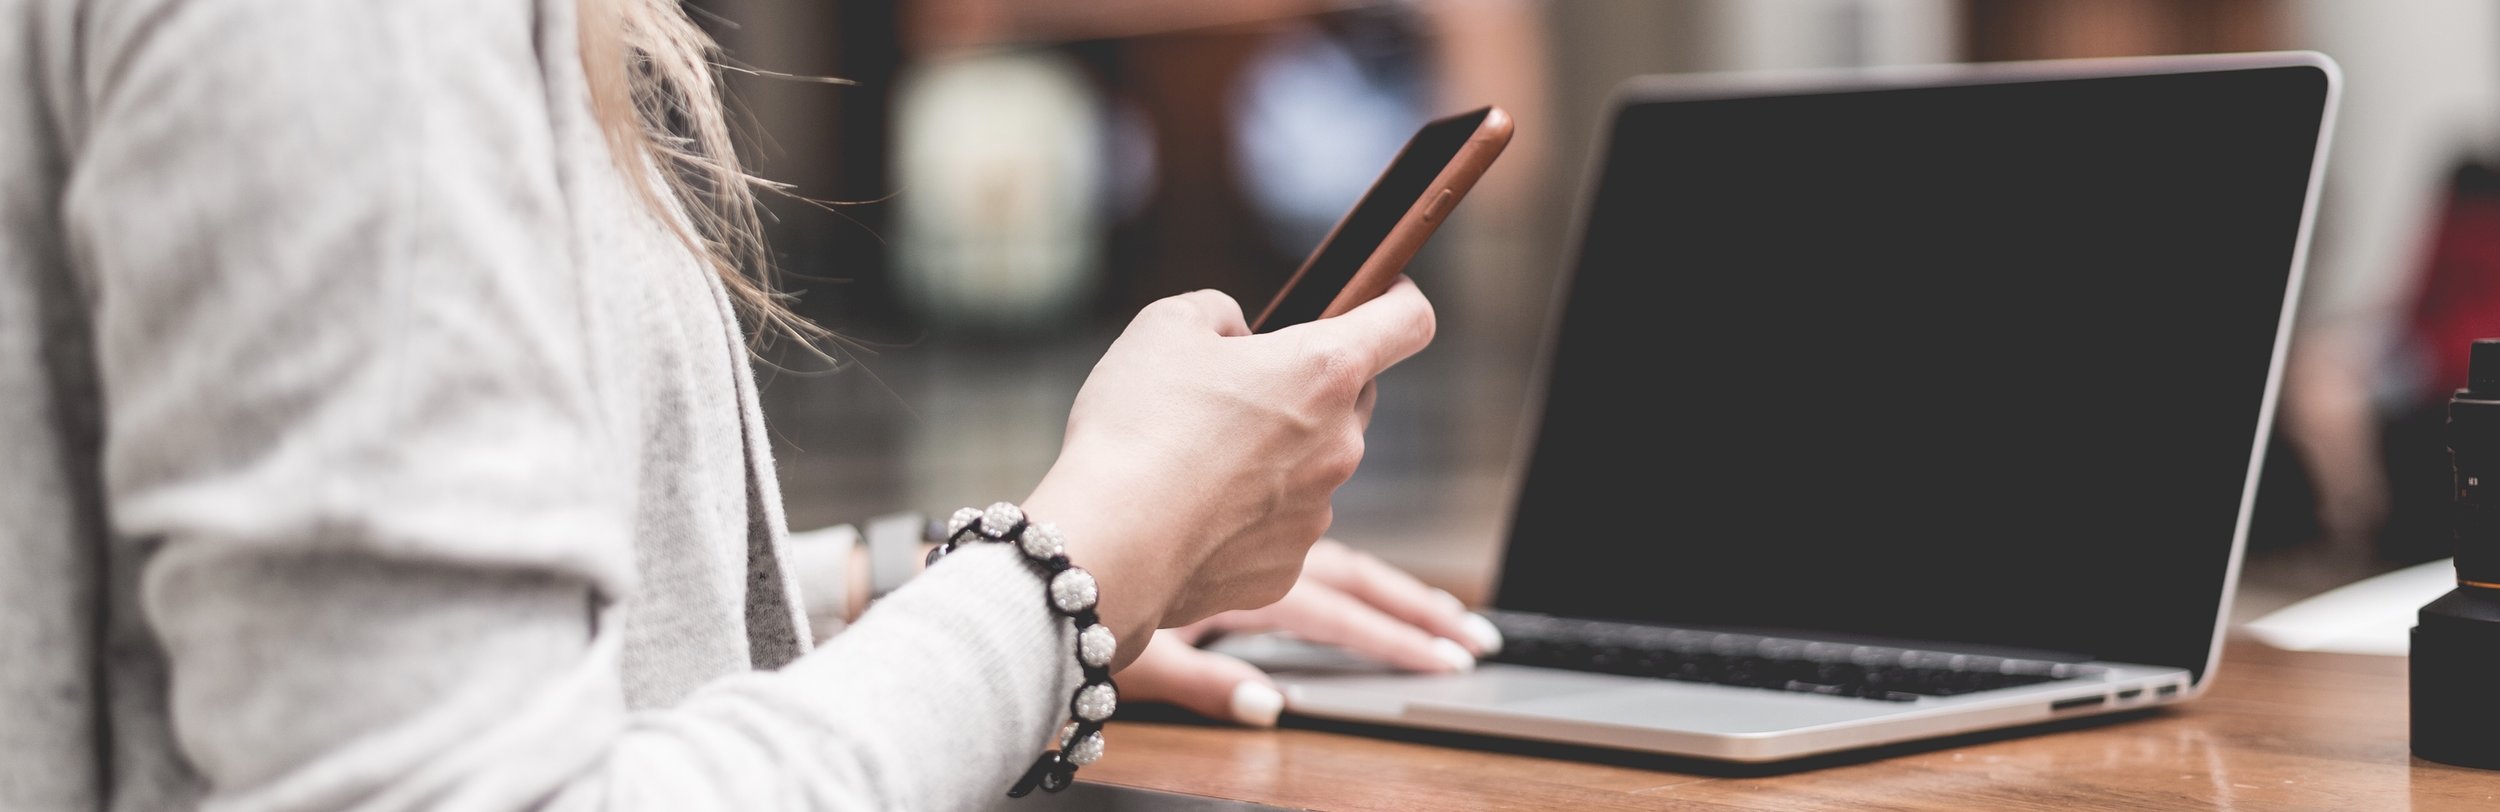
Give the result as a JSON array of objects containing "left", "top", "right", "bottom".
[{"left": 576, "top": 0, "right": 824, "bottom": 350}]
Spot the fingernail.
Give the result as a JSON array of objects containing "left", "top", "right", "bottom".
[
  {"left": 1430, "top": 637, "right": 1478, "bottom": 673},
  {"left": 1433, "top": 589, "right": 1467, "bottom": 614},
  {"left": 1231, "top": 682, "right": 1285, "bottom": 728},
  {"left": 1458, "top": 613, "right": 1504, "bottom": 657}
]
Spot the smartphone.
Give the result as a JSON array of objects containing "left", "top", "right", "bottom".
[{"left": 1249, "top": 106, "right": 1513, "bottom": 333}]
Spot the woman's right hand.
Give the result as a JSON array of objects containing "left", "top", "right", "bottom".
[{"left": 1023, "top": 278, "right": 1436, "bottom": 668}]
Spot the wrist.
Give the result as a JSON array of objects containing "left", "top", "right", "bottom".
[
  {"left": 926, "top": 501, "right": 1125, "bottom": 796},
  {"left": 1024, "top": 469, "right": 1179, "bottom": 669}
]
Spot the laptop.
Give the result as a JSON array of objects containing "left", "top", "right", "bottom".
[{"left": 1217, "top": 52, "right": 2339, "bottom": 762}]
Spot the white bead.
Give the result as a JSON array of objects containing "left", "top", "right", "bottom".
[
  {"left": 1064, "top": 730, "right": 1104, "bottom": 766},
  {"left": 980, "top": 502, "right": 1024, "bottom": 538},
  {"left": 1059, "top": 721, "right": 1082, "bottom": 748},
  {"left": 1050, "top": 568, "right": 1098, "bottom": 614},
  {"left": 1077, "top": 625, "right": 1116, "bottom": 668},
  {"left": 1018, "top": 522, "right": 1065, "bottom": 560},
  {"left": 945, "top": 507, "right": 982, "bottom": 540},
  {"left": 1074, "top": 682, "right": 1117, "bottom": 722}
]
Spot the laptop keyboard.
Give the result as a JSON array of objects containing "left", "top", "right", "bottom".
[{"left": 1486, "top": 613, "right": 2095, "bottom": 702}]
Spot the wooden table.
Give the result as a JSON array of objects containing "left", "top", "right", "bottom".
[{"left": 1084, "top": 638, "right": 2500, "bottom": 810}]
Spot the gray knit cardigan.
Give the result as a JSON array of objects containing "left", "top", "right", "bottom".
[{"left": 0, "top": 1, "right": 1076, "bottom": 809}]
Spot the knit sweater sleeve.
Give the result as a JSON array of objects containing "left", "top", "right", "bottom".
[{"left": 65, "top": 0, "right": 1077, "bottom": 809}]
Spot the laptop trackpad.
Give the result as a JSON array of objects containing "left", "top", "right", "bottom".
[{"left": 1440, "top": 682, "right": 1907, "bottom": 735}]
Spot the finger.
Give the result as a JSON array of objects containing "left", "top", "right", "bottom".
[
  {"left": 1278, "top": 276, "right": 1436, "bottom": 377},
  {"left": 1170, "top": 288, "right": 1252, "bottom": 337},
  {"left": 1308, "top": 543, "right": 1503, "bottom": 657},
  {"left": 1114, "top": 630, "right": 1287, "bottom": 727},
  {"left": 1267, "top": 581, "right": 1476, "bottom": 673}
]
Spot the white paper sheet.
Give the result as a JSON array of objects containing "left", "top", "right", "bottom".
[{"left": 2239, "top": 558, "right": 2457, "bottom": 656}]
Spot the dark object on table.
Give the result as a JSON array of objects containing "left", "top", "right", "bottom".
[{"left": 2412, "top": 338, "right": 2500, "bottom": 769}]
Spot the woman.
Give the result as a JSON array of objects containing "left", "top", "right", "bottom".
[{"left": 0, "top": 0, "right": 1496, "bottom": 809}]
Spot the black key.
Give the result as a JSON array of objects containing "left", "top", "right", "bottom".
[
  {"left": 1782, "top": 680, "right": 1849, "bottom": 697},
  {"left": 1587, "top": 647, "right": 1620, "bottom": 671}
]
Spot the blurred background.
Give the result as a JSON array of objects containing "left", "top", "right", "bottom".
[{"left": 702, "top": 0, "right": 2500, "bottom": 617}]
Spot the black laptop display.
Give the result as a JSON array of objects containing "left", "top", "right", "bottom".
[{"left": 1493, "top": 63, "right": 2334, "bottom": 683}]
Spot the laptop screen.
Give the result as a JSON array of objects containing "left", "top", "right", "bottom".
[{"left": 1492, "top": 62, "right": 2331, "bottom": 680}]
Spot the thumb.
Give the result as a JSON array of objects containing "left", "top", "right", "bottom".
[
  {"left": 1274, "top": 276, "right": 1435, "bottom": 377},
  {"left": 1117, "top": 630, "right": 1287, "bottom": 728}
]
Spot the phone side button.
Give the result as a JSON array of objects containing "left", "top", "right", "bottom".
[{"left": 1422, "top": 188, "right": 1457, "bottom": 222}]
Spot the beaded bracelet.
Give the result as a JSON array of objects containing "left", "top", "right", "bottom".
[{"left": 926, "top": 502, "right": 1117, "bottom": 798}]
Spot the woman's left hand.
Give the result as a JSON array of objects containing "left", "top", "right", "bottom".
[{"left": 1113, "top": 539, "right": 1505, "bottom": 726}]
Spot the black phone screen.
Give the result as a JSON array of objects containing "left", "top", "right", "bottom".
[{"left": 1255, "top": 107, "right": 1491, "bottom": 333}]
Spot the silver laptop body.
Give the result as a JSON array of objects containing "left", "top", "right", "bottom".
[{"left": 1222, "top": 52, "right": 2339, "bottom": 763}]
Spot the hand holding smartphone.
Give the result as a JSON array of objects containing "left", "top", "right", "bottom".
[{"left": 1250, "top": 106, "right": 1513, "bottom": 333}]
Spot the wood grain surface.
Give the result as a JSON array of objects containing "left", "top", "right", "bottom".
[{"left": 1082, "top": 639, "right": 2500, "bottom": 811}]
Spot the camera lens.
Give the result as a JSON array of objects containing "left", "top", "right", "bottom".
[
  {"left": 2450, "top": 340, "right": 2500, "bottom": 587},
  {"left": 2472, "top": 339, "right": 2500, "bottom": 396}
]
